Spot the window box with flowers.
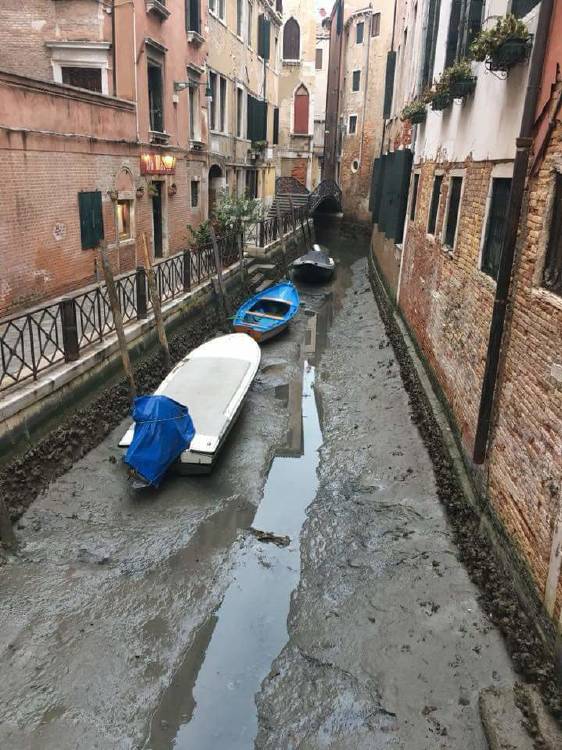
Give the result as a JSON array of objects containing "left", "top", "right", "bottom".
[
  {"left": 425, "top": 81, "right": 452, "bottom": 112},
  {"left": 470, "top": 14, "right": 531, "bottom": 73},
  {"left": 400, "top": 99, "right": 427, "bottom": 125},
  {"left": 443, "top": 61, "right": 477, "bottom": 99}
]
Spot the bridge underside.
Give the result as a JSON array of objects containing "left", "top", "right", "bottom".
[{"left": 312, "top": 196, "right": 342, "bottom": 214}]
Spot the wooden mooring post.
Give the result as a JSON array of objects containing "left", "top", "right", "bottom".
[
  {"left": 275, "top": 200, "right": 288, "bottom": 272},
  {"left": 99, "top": 241, "right": 137, "bottom": 400},
  {"left": 141, "top": 233, "right": 171, "bottom": 373},
  {"left": 209, "top": 226, "right": 230, "bottom": 317}
]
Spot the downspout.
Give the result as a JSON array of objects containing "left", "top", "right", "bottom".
[
  {"left": 111, "top": 0, "right": 117, "bottom": 95},
  {"left": 358, "top": 9, "right": 373, "bottom": 168},
  {"left": 473, "top": 0, "right": 555, "bottom": 464}
]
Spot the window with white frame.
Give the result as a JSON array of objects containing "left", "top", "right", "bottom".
[
  {"left": 47, "top": 41, "right": 111, "bottom": 95},
  {"left": 352, "top": 69, "right": 361, "bottom": 92},
  {"left": 348, "top": 115, "right": 358, "bottom": 134},
  {"left": 237, "top": 0, "right": 243, "bottom": 36},
  {"left": 209, "top": 0, "right": 225, "bottom": 21},
  {"left": 356, "top": 21, "right": 365, "bottom": 44},
  {"left": 247, "top": 1, "right": 254, "bottom": 46},
  {"left": 443, "top": 175, "right": 464, "bottom": 249},
  {"left": 236, "top": 85, "right": 245, "bottom": 138},
  {"left": 188, "top": 81, "right": 201, "bottom": 141}
]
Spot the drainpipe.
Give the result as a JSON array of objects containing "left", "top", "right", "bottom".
[
  {"left": 358, "top": 8, "right": 373, "bottom": 169},
  {"left": 473, "top": 0, "right": 555, "bottom": 465},
  {"left": 111, "top": 0, "right": 117, "bottom": 95}
]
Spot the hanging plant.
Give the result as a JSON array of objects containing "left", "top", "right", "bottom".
[
  {"left": 136, "top": 184, "right": 145, "bottom": 199},
  {"left": 168, "top": 182, "right": 178, "bottom": 197},
  {"left": 400, "top": 99, "right": 427, "bottom": 124},
  {"left": 442, "top": 60, "right": 477, "bottom": 99},
  {"left": 425, "top": 80, "right": 452, "bottom": 112},
  {"left": 470, "top": 14, "right": 531, "bottom": 72}
]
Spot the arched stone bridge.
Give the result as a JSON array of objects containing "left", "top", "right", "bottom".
[{"left": 271, "top": 177, "right": 343, "bottom": 217}]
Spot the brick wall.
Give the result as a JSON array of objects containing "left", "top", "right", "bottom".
[
  {"left": 487, "top": 121, "right": 562, "bottom": 624},
  {"left": 0, "top": 137, "right": 205, "bottom": 316},
  {"left": 400, "top": 159, "right": 496, "bottom": 448}
]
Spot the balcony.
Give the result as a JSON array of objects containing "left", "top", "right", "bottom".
[{"left": 146, "top": 0, "right": 170, "bottom": 21}]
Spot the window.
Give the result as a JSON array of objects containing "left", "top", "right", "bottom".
[
  {"left": 315, "top": 48, "right": 323, "bottom": 70},
  {"left": 236, "top": 87, "right": 244, "bottom": 137},
  {"left": 512, "top": 0, "right": 540, "bottom": 18},
  {"left": 445, "top": 0, "right": 463, "bottom": 68},
  {"left": 444, "top": 176, "right": 463, "bottom": 248},
  {"left": 246, "top": 169, "right": 258, "bottom": 199},
  {"left": 117, "top": 200, "right": 132, "bottom": 241},
  {"left": 427, "top": 174, "right": 443, "bottom": 235},
  {"left": 410, "top": 172, "right": 420, "bottom": 221},
  {"left": 356, "top": 21, "right": 364, "bottom": 44},
  {"left": 237, "top": 0, "right": 243, "bottom": 36},
  {"left": 371, "top": 12, "right": 381, "bottom": 36},
  {"left": 209, "top": 0, "right": 224, "bottom": 20},
  {"left": 247, "top": 1, "right": 253, "bottom": 46},
  {"left": 191, "top": 180, "right": 199, "bottom": 208},
  {"left": 293, "top": 84, "right": 309, "bottom": 134},
  {"left": 348, "top": 115, "right": 357, "bottom": 134},
  {"left": 273, "top": 106, "right": 279, "bottom": 144},
  {"left": 188, "top": 82, "right": 200, "bottom": 140},
  {"left": 258, "top": 14, "right": 271, "bottom": 59},
  {"left": 481, "top": 178, "right": 512, "bottom": 279},
  {"left": 543, "top": 172, "right": 562, "bottom": 296},
  {"left": 352, "top": 70, "right": 361, "bottom": 92},
  {"left": 219, "top": 76, "right": 227, "bottom": 132},
  {"left": 422, "top": 0, "right": 440, "bottom": 86},
  {"left": 209, "top": 71, "right": 217, "bottom": 130},
  {"left": 78, "top": 191, "right": 104, "bottom": 250},
  {"left": 147, "top": 61, "right": 164, "bottom": 132},
  {"left": 283, "top": 17, "right": 300, "bottom": 60},
  {"left": 186, "top": 0, "right": 201, "bottom": 32},
  {"left": 61, "top": 67, "right": 102, "bottom": 92}
]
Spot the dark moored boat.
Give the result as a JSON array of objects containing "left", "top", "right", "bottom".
[{"left": 292, "top": 244, "right": 335, "bottom": 283}]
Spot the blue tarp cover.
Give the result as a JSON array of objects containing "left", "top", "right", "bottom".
[{"left": 124, "top": 395, "right": 195, "bottom": 487}]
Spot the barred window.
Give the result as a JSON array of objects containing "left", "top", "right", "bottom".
[
  {"left": 482, "top": 178, "right": 512, "bottom": 280},
  {"left": 542, "top": 172, "right": 562, "bottom": 296},
  {"left": 444, "top": 176, "right": 463, "bottom": 248}
]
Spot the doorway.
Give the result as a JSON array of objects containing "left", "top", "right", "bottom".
[
  {"left": 152, "top": 181, "right": 163, "bottom": 258},
  {"left": 208, "top": 164, "right": 225, "bottom": 216}
]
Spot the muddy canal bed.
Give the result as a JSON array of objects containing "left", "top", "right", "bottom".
[{"left": 0, "top": 220, "right": 518, "bottom": 749}]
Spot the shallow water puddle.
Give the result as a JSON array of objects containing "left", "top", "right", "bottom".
[{"left": 145, "top": 332, "right": 324, "bottom": 749}]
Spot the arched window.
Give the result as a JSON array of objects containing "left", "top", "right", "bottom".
[
  {"left": 293, "top": 84, "right": 309, "bottom": 135},
  {"left": 283, "top": 17, "right": 300, "bottom": 60}
]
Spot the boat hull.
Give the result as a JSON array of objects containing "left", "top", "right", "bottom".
[
  {"left": 233, "top": 321, "right": 289, "bottom": 343},
  {"left": 292, "top": 263, "right": 335, "bottom": 284},
  {"left": 233, "top": 281, "right": 299, "bottom": 344}
]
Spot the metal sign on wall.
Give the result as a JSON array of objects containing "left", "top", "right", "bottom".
[{"left": 140, "top": 153, "right": 177, "bottom": 175}]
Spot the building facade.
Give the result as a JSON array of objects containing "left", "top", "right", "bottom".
[
  {"left": 277, "top": 0, "right": 321, "bottom": 190},
  {"left": 323, "top": 0, "right": 392, "bottom": 221},
  {"left": 205, "top": 0, "right": 283, "bottom": 210},
  {"left": 369, "top": 0, "right": 562, "bottom": 631},
  {"left": 0, "top": 0, "right": 211, "bottom": 317}
]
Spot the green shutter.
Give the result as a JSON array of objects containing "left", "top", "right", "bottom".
[
  {"left": 79, "top": 191, "right": 104, "bottom": 250},
  {"left": 383, "top": 52, "right": 396, "bottom": 119},
  {"left": 273, "top": 107, "right": 279, "bottom": 145},
  {"left": 258, "top": 15, "right": 270, "bottom": 59},
  {"left": 371, "top": 156, "right": 386, "bottom": 224},
  {"left": 377, "top": 150, "right": 413, "bottom": 241}
]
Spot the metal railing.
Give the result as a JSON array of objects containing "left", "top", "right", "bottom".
[
  {"left": 246, "top": 206, "right": 309, "bottom": 248},
  {"left": 0, "top": 232, "right": 242, "bottom": 392}
]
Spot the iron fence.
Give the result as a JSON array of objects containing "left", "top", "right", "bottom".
[
  {"left": 247, "top": 206, "right": 309, "bottom": 248},
  {"left": 0, "top": 231, "right": 244, "bottom": 392}
]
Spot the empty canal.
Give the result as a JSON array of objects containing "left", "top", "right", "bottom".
[{"left": 0, "top": 219, "right": 517, "bottom": 749}]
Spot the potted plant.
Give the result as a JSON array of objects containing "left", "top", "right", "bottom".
[
  {"left": 400, "top": 99, "right": 427, "bottom": 124},
  {"left": 426, "top": 80, "right": 452, "bottom": 112},
  {"left": 168, "top": 182, "right": 178, "bottom": 197},
  {"left": 470, "top": 14, "right": 531, "bottom": 72},
  {"left": 443, "top": 60, "right": 476, "bottom": 99},
  {"left": 136, "top": 184, "right": 145, "bottom": 199}
]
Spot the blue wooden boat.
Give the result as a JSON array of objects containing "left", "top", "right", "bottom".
[{"left": 233, "top": 281, "right": 300, "bottom": 343}]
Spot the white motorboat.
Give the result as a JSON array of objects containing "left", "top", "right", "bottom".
[{"left": 119, "top": 333, "right": 261, "bottom": 475}]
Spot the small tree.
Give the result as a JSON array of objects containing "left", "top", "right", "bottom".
[{"left": 212, "top": 189, "right": 264, "bottom": 233}]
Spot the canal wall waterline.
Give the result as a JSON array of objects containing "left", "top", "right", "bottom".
[{"left": 368, "top": 250, "right": 562, "bottom": 700}]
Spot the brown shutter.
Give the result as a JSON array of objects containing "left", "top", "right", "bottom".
[{"left": 293, "top": 86, "right": 309, "bottom": 134}]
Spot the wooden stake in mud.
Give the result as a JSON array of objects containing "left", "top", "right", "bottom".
[
  {"left": 0, "top": 496, "right": 16, "bottom": 551},
  {"left": 141, "top": 233, "right": 171, "bottom": 373},
  {"left": 237, "top": 231, "right": 245, "bottom": 286},
  {"left": 288, "top": 195, "right": 297, "bottom": 233},
  {"left": 275, "top": 199, "right": 288, "bottom": 271},
  {"left": 99, "top": 241, "right": 137, "bottom": 400},
  {"left": 209, "top": 225, "right": 230, "bottom": 317}
]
